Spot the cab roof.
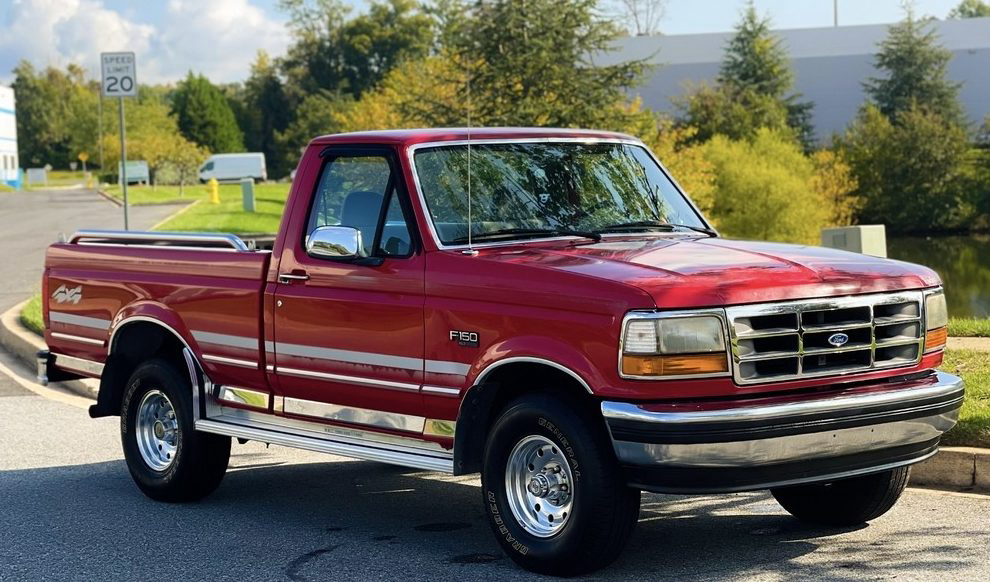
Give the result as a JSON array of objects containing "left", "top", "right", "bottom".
[{"left": 310, "top": 127, "right": 639, "bottom": 147}]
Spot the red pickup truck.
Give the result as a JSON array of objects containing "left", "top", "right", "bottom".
[{"left": 39, "top": 128, "right": 962, "bottom": 576}]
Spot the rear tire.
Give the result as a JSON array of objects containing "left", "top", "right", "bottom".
[
  {"left": 481, "top": 392, "right": 641, "bottom": 576},
  {"left": 771, "top": 466, "right": 910, "bottom": 526},
  {"left": 120, "top": 358, "right": 230, "bottom": 502}
]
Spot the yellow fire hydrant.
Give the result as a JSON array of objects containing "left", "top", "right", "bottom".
[{"left": 208, "top": 178, "right": 220, "bottom": 204}]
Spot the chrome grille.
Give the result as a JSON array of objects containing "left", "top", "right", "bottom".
[{"left": 726, "top": 291, "right": 925, "bottom": 384}]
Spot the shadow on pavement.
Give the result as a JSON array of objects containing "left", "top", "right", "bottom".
[{"left": 0, "top": 457, "right": 980, "bottom": 581}]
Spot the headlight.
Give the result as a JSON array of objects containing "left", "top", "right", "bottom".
[
  {"left": 924, "top": 291, "right": 948, "bottom": 353},
  {"left": 620, "top": 313, "right": 729, "bottom": 378}
]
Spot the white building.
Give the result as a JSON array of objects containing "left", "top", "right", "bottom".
[
  {"left": 0, "top": 85, "right": 18, "bottom": 189},
  {"left": 602, "top": 17, "right": 990, "bottom": 142}
]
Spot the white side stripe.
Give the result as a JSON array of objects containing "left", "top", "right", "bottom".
[
  {"left": 276, "top": 341, "right": 425, "bottom": 372},
  {"left": 189, "top": 332, "right": 470, "bottom": 378},
  {"left": 192, "top": 331, "right": 258, "bottom": 350},
  {"left": 422, "top": 385, "right": 461, "bottom": 396},
  {"left": 202, "top": 354, "right": 259, "bottom": 369},
  {"left": 278, "top": 367, "right": 422, "bottom": 392},
  {"left": 425, "top": 360, "right": 471, "bottom": 376},
  {"left": 49, "top": 312, "right": 111, "bottom": 330},
  {"left": 51, "top": 332, "right": 105, "bottom": 346}
]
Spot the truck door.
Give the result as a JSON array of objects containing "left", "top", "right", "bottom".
[{"left": 271, "top": 146, "right": 426, "bottom": 433}]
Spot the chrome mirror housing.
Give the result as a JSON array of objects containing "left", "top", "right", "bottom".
[{"left": 306, "top": 226, "right": 362, "bottom": 259}]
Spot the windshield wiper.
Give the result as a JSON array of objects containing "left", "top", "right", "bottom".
[
  {"left": 447, "top": 227, "right": 602, "bottom": 245},
  {"left": 595, "top": 220, "right": 717, "bottom": 237}
]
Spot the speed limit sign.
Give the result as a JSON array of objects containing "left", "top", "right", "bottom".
[{"left": 101, "top": 52, "right": 137, "bottom": 98}]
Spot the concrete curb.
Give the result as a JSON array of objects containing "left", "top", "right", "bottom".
[
  {"left": 910, "top": 447, "right": 990, "bottom": 493},
  {"left": 0, "top": 300, "right": 99, "bottom": 400},
  {"left": 150, "top": 198, "right": 201, "bottom": 230},
  {"left": 96, "top": 188, "right": 122, "bottom": 207}
]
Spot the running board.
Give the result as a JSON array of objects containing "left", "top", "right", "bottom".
[{"left": 195, "top": 417, "right": 454, "bottom": 473}]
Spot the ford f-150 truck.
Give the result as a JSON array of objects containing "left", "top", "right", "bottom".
[{"left": 38, "top": 128, "right": 963, "bottom": 576}]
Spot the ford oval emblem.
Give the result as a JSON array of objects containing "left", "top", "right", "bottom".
[{"left": 828, "top": 333, "right": 850, "bottom": 347}]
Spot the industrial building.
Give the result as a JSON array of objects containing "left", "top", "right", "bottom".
[
  {"left": 603, "top": 16, "right": 990, "bottom": 141},
  {"left": 0, "top": 85, "right": 19, "bottom": 189}
]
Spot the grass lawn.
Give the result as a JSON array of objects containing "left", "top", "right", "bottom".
[
  {"left": 152, "top": 183, "right": 289, "bottom": 234},
  {"left": 948, "top": 317, "right": 990, "bottom": 338},
  {"left": 941, "top": 349, "right": 990, "bottom": 448},
  {"left": 20, "top": 294, "right": 43, "bottom": 335}
]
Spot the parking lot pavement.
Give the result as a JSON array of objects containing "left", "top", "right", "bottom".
[
  {"left": 0, "top": 188, "right": 180, "bottom": 311},
  {"left": 1, "top": 355, "right": 989, "bottom": 581}
]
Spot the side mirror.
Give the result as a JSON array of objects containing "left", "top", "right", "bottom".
[{"left": 306, "top": 226, "right": 362, "bottom": 259}]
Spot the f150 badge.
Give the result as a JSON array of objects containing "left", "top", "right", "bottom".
[
  {"left": 450, "top": 330, "right": 480, "bottom": 348},
  {"left": 51, "top": 284, "right": 82, "bottom": 305}
]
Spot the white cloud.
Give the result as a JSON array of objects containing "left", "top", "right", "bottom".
[
  {"left": 152, "top": 0, "right": 291, "bottom": 82},
  {"left": 0, "top": 0, "right": 291, "bottom": 85}
]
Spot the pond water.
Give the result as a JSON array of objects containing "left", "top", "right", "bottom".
[{"left": 888, "top": 235, "right": 990, "bottom": 318}]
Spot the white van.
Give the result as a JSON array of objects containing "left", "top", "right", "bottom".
[{"left": 198, "top": 153, "right": 266, "bottom": 183}]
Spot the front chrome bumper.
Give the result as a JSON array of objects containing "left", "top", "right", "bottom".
[{"left": 602, "top": 371, "right": 964, "bottom": 493}]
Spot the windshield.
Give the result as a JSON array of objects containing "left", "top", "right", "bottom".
[{"left": 413, "top": 141, "right": 707, "bottom": 245}]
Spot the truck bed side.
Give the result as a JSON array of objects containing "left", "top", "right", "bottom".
[{"left": 43, "top": 242, "right": 271, "bottom": 393}]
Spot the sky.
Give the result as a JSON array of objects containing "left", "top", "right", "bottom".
[{"left": 0, "top": 0, "right": 967, "bottom": 86}]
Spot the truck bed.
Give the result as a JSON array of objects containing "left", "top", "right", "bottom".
[{"left": 43, "top": 231, "right": 272, "bottom": 392}]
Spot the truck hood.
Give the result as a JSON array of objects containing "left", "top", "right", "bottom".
[{"left": 490, "top": 236, "right": 941, "bottom": 308}]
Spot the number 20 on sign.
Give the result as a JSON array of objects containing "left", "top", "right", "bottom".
[{"left": 101, "top": 52, "right": 137, "bottom": 98}]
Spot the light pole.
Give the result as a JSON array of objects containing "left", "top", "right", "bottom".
[{"left": 834, "top": 0, "right": 839, "bottom": 27}]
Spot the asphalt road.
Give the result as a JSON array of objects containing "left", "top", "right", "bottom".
[
  {"left": 0, "top": 188, "right": 179, "bottom": 311},
  {"left": 0, "top": 352, "right": 988, "bottom": 581}
]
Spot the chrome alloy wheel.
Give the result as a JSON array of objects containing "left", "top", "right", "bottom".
[
  {"left": 136, "top": 390, "right": 179, "bottom": 472},
  {"left": 505, "top": 435, "right": 575, "bottom": 538}
]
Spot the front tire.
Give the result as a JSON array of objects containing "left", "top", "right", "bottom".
[
  {"left": 481, "top": 393, "right": 640, "bottom": 576},
  {"left": 120, "top": 358, "right": 230, "bottom": 502},
  {"left": 771, "top": 466, "right": 910, "bottom": 526}
]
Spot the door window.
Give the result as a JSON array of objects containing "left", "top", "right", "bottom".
[{"left": 306, "top": 154, "right": 413, "bottom": 257}]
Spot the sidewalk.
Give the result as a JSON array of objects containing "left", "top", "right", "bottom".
[{"left": 948, "top": 337, "right": 990, "bottom": 352}]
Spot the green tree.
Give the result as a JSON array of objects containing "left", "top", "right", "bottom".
[
  {"left": 276, "top": 91, "right": 352, "bottom": 170},
  {"left": 840, "top": 104, "right": 970, "bottom": 232},
  {"left": 279, "top": 0, "right": 433, "bottom": 100},
  {"left": 242, "top": 51, "right": 292, "bottom": 177},
  {"left": 11, "top": 62, "right": 99, "bottom": 168},
  {"left": 702, "top": 129, "right": 836, "bottom": 243},
  {"left": 948, "top": 0, "right": 990, "bottom": 18},
  {"left": 453, "top": 0, "right": 648, "bottom": 127},
  {"left": 864, "top": 11, "right": 963, "bottom": 123},
  {"left": 171, "top": 72, "right": 245, "bottom": 153},
  {"left": 679, "top": 4, "right": 814, "bottom": 148}
]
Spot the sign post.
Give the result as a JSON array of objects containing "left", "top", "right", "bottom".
[{"left": 101, "top": 52, "right": 137, "bottom": 230}]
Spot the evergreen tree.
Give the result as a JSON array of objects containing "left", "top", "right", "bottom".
[
  {"left": 244, "top": 52, "right": 292, "bottom": 177},
  {"left": 171, "top": 73, "right": 245, "bottom": 153},
  {"left": 864, "top": 12, "right": 963, "bottom": 123},
  {"left": 680, "top": 4, "right": 814, "bottom": 148}
]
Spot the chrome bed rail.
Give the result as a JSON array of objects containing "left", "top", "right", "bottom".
[{"left": 68, "top": 230, "right": 251, "bottom": 251}]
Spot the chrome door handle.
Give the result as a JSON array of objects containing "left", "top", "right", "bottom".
[{"left": 278, "top": 273, "right": 310, "bottom": 283}]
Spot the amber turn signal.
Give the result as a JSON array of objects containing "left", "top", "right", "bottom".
[
  {"left": 622, "top": 353, "right": 728, "bottom": 377},
  {"left": 925, "top": 326, "right": 947, "bottom": 353}
]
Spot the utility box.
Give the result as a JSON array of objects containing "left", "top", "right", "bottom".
[
  {"left": 241, "top": 178, "right": 255, "bottom": 213},
  {"left": 821, "top": 225, "right": 887, "bottom": 257}
]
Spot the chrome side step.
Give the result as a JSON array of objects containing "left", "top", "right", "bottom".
[{"left": 195, "top": 412, "right": 454, "bottom": 474}]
